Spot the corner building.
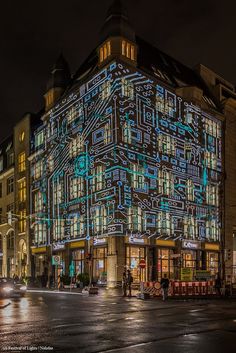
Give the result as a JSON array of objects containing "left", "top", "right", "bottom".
[{"left": 30, "top": 0, "right": 223, "bottom": 287}]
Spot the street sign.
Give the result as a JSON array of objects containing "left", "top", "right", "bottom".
[
  {"left": 52, "top": 255, "right": 61, "bottom": 266},
  {"left": 139, "top": 259, "right": 146, "bottom": 269}
]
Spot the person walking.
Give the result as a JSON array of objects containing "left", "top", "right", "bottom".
[
  {"left": 160, "top": 274, "right": 169, "bottom": 301},
  {"left": 127, "top": 269, "right": 133, "bottom": 297},
  {"left": 122, "top": 269, "right": 127, "bottom": 297}
]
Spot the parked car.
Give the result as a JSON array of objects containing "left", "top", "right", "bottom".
[{"left": 0, "top": 278, "right": 27, "bottom": 297}]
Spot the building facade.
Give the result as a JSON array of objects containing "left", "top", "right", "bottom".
[{"left": 29, "top": 0, "right": 224, "bottom": 287}]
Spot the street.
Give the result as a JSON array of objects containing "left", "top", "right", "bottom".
[{"left": 0, "top": 291, "right": 236, "bottom": 353}]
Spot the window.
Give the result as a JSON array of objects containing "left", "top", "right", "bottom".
[
  {"left": 92, "top": 165, "right": 105, "bottom": 192},
  {"left": 7, "top": 152, "right": 14, "bottom": 167},
  {"left": 127, "top": 206, "right": 143, "bottom": 232},
  {"left": 99, "top": 41, "right": 111, "bottom": 63},
  {"left": 34, "top": 191, "right": 43, "bottom": 212},
  {"left": 35, "top": 223, "right": 47, "bottom": 244},
  {"left": 156, "top": 93, "right": 165, "bottom": 113},
  {"left": 157, "top": 134, "right": 176, "bottom": 156},
  {"left": 19, "top": 131, "right": 25, "bottom": 142},
  {"left": 7, "top": 176, "right": 14, "bottom": 194},
  {"left": 121, "top": 78, "right": 134, "bottom": 99},
  {"left": 101, "top": 81, "right": 111, "bottom": 100},
  {"left": 54, "top": 181, "right": 63, "bottom": 204},
  {"left": 204, "top": 151, "right": 217, "bottom": 170},
  {"left": 157, "top": 211, "right": 174, "bottom": 236},
  {"left": 47, "top": 155, "right": 54, "bottom": 172},
  {"left": 70, "top": 214, "right": 85, "bottom": 238},
  {"left": 131, "top": 163, "right": 145, "bottom": 189},
  {"left": 18, "top": 179, "right": 26, "bottom": 202},
  {"left": 7, "top": 231, "right": 14, "bottom": 249},
  {"left": 121, "top": 40, "right": 135, "bottom": 60},
  {"left": 69, "top": 135, "right": 84, "bottom": 158},
  {"left": 126, "top": 246, "right": 145, "bottom": 283},
  {"left": 158, "top": 169, "right": 173, "bottom": 196},
  {"left": 35, "top": 131, "right": 44, "bottom": 148},
  {"left": 206, "top": 184, "right": 218, "bottom": 206},
  {"left": 19, "top": 210, "right": 26, "bottom": 233},
  {"left": 53, "top": 219, "right": 65, "bottom": 241},
  {"left": 70, "top": 177, "right": 84, "bottom": 200},
  {"left": 67, "top": 104, "right": 84, "bottom": 125},
  {"left": 18, "top": 152, "right": 26, "bottom": 172},
  {"left": 92, "top": 206, "right": 107, "bottom": 234},
  {"left": 123, "top": 120, "right": 131, "bottom": 144},
  {"left": 0, "top": 156, "right": 3, "bottom": 172},
  {"left": 34, "top": 160, "right": 43, "bottom": 179},
  {"left": 183, "top": 216, "right": 198, "bottom": 239},
  {"left": 186, "top": 179, "right": 194, "bottom": 201},
  {"left": 104, "top": 123, "right": 111, "bottom": 144}
]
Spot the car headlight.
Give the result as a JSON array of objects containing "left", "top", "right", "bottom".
[
  {"left": 20, "top": 286, "right": 27, "bottom": 291},
  {"left": 3, "top": 286, "right": 14, "bottom": 292}
]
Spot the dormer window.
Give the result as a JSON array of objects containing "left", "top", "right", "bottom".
[
  {"left": 122, "top": 40, "right": 135, "bottom": 60},
  {"left": 99, "top": 41, "right": 111, "bottom": 63}
]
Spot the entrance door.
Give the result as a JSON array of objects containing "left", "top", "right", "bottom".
[{"left": 126, "top": 246, "right": 146, "bottom": 283}]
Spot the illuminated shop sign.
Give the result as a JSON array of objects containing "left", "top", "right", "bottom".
[
  {"left": 93, "top": 238, "right": 107, "bottom": 246},
  {"left": 182, "top": 241, "right": 201, "bottom": 250},
  {"left": 52, "top": 243, "right": 65, "bottom": 251},
  {"left": 129, "top": 236, "right": 145, "bottom": 244}
]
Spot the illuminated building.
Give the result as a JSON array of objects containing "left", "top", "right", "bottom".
[
  {"left": 28, "top": 0, "right": 228, "bottom": 287},
  {"left": 0, "top": 136, "right": 15, "bottom": 277}
]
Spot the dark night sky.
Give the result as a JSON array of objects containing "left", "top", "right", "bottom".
[{"left": 0, "top": 0, "right": 235, "bottom": 142}]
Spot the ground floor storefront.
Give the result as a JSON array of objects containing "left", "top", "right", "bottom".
[{"left": 31, "top": 237, "right": 222, "bottom": 287}]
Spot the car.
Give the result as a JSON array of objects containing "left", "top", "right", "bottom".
[{"left": 0, "top": 278, "right": 27, "bottom": 298}]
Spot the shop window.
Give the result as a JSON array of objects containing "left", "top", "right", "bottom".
[
  {"left": 7, "top": 176, "right": 14, "bottom": 194},
  {"left": 93, "top": 247, "right": 107, "bottom": 284},
  {"left": 72, "top": 249, "right": 85, "bottom": 275},
  {"left": 182, "top": 251, "right": 196, "bottom": 269},
  {"left": 18, "top": 179, "right": 26, "bottom": 202},
  {"left": 206, "top": 252, "right": 219, "bottom": 275},
  {"left": 126, "top": 246, "right": 146, "bottom": 283},
  {"left": 157, "top": 248, "right": 174, "bottom": 281},
  {"left": 99, "top": 41, "right": 111, "bottom": 63},
  {"left": 18, "top": 152, "right": 26, "bottom": 172}
]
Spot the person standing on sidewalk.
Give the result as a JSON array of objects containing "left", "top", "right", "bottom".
[
  {"left": 122, "top": 269, "right": 127, "bottom": 297},
  {"left": 127, "top": 269, "right": 133, "bottom": 297},
  {"left": 161, "top": 274, "right": 169, "bottom": 301}
]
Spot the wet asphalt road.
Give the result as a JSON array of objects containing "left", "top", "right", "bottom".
[{"left": 0, "top": 290, "right": 236, "bottom": 353}]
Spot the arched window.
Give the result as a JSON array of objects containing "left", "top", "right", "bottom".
[{"left": 7, "top": 230, "right": 14, "bottom": 250}]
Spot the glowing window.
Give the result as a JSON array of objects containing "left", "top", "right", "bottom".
[
  {"left": 18, "top": 152, "right": 26, "bottom": 172},
  {"left": 19, "top": 209, "right": 26, "bottom": 233},
  {"left": 19, "top": 131, "right": 25, "bottom": 142},
  {"left": 99, "top": 41, "right": 111, "bottom": 63},
  {"left": 18, "top": 179, "right": 26, "bottom": 202},
  {"left": 121, "top": 40, "right": 135, "bottom": 61},
  {"left": 121, "top": 78, "right": 134, "bottom": 99}
]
